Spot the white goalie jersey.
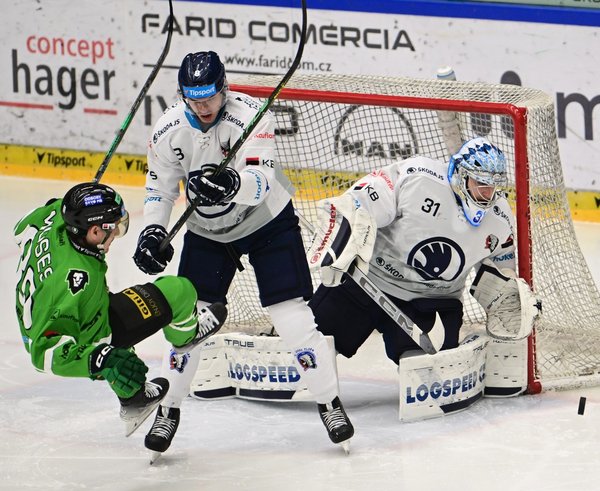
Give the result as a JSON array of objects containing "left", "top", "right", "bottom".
[
  {"left": 346, "top": 156, "right": 516, "bottom": 301},
  {"left": 143, "top": 91, "right": 295, "bottom": 242}
]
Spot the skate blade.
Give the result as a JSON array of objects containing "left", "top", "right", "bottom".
[
  {"left": 124, "top": 401, "right": 162, "bottom": 437},
  {"left": 149, "top": 451, "right": 162, "bottom": 465},
  {"left": 339, "top": 440, "right": 351, "bottom": 455}
]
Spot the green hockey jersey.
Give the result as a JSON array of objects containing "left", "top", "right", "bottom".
[{"left": 14, "top": 199, "right": 111, "bottom": 378}]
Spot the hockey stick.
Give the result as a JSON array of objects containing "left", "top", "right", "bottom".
[
  {"left": 93, "top": 0, "right": 174, "bottom": 183},
  {"left": 158, "top": 0, "right": 308, "bottom": 252},
  {"left": 297, "top": 212, "right": 444, "bottom": 355},
  {"left": 435, "top": 66, "right": 463, "bottom": 155}
]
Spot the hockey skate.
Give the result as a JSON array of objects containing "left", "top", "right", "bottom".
[
  {"left": 172, "top": 302, "right": 228, "bottom": 354},
  {"left": 318, "top": 396, "right": 354, "bottom": 454},
  {"left": 145, "top": 405, "right": 180, "bottom": 464},
  {"left": 119, "top": 377, "right": 169, "bottom": 437}
]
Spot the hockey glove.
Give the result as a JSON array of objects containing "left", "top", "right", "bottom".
[
  {"left": 133, "top": 224, "right": 174, "bottom": 275},
  {"left": 89, "top": 344, "right": 148, "bottom": 399},
  {"left": 187, "top": 167, "right": 241, "bottom": 206}
]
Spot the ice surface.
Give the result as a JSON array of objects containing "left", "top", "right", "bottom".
[{"left": 1, "top": 176, "right": 599, "bottom": 491}]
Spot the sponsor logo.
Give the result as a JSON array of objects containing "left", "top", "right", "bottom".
[
  {"left": 252, "top": 132, "right": 274, "bottom": 139},
  {"left": 222, "top": 111, "right": 245, "bottom": 129},
  {"left": 152, "top": 119, "right": 180, "bottom": 143},
  {"left": 406, "top": 236, "right": 466, "bottom": 282},
  {"left": 334, "top": 105, "right": 418, "bottom": 160},
  {"left": 227, "top": 362, "right": 301, "bottom": 383},
  {"left": 491, "top": 252, "right": 515, "bottom": 262},
  {"left": 122, "top": 288, "right": 152, "bottom": 319},
  {"left": 375, "top": 257, "right": 404, "bottom": 278},
  {"left": 183, "top": 84, "right": 216, "bottom": 99},
  {"left": 371, "top": 170, "right": 394, "bottom": 190},
  {"left": 405, "top": 363, "right": 485, "bottom": 404},
  {"left": 309, "top": 205, "right": 337, "bottom": 265}
]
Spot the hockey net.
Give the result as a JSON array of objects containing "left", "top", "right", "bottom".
[{"left": 218, "top": 73, "right": 600, "bottom": 393}]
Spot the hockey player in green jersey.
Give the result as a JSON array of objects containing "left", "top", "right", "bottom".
[{"left": 14, "top": 182, "right": 227, "bottom": 436}]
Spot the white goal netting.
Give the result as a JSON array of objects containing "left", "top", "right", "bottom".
[{"left": 218, "top": 72, "right": 600, "bottom": 392}]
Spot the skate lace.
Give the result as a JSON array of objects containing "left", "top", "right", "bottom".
[
  {"left": 197, "top": 310, "right": 219, "bottom": 338},
  {"left": 149, "top": 411, "right": 177, "bottom": 439},
  {"left": 144, "top": 381, "right": 162, "bottom": 398},
  {"left": 321, "top": 407, "right": 347, "bottom": 431}
]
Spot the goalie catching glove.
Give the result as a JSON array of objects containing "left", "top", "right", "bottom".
[
  {"left": 470, "top": 259, "right": 542, "bottom": 340},
  {"left": 307, "top": 194, "right": 377, "bottom": 287}
]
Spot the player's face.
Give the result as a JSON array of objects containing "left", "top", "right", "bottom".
[
  {"left": 86, "top": 212, "right": 129, "bottom": 253},
  {"left": 466, "top": 176, "right": 496, "bottom": 206},
  {"left": 187, "top": 92, "right": 224, "bottom": 124}
]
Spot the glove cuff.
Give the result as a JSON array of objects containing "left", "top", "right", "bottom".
[{"left": 89, "top": 343, "right": 113, "bottom": 376}]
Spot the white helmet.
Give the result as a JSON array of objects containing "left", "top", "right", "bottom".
[{"left": 447, "top": 137, "right": 507, "bottom": 226}]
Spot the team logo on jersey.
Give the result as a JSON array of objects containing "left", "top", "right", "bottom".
[
  {"left": 485, "top": 234, "right": 499, "bottom": 252},
  {"left": 407, "top": 237, "right": 466, "bottom": 281},
  {"left": 66, "top": 269, "right": 89, "bottom": 295},
  {"left": 406, "top": 167, "right": 417, "bottom": 174},
  {"left": 295, "top": 349, "right": 317, "bottom": 371}
]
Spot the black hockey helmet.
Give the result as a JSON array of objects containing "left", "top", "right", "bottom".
[
  {"left": 178, "top": 51, "right": 226, "bottom": 100},
  {"left": 61, "top": 182, "right": 129, "bottom": 237}
]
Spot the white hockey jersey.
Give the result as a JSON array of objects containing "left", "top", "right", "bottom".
[
  {"left": 345, "top": 156, "right": 516, "bottom": 301},
  {"left": 144, "top": 91, "right": 295, "bottom": 242}
]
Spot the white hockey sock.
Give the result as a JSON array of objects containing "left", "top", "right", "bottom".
[
  {"left": 268, "top": 298, "right": 339, "bottom": 404},
  {"left": 159, "top": 300, "right": 208, "bottom": 408}
]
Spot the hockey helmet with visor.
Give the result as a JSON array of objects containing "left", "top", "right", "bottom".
[{"left": 62, "top": 182, "right": 129, "bottom": 238}]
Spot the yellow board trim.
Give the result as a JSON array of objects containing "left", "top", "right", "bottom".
[{"left": 2, "top": 143, "right": 600, "bottom": 222}]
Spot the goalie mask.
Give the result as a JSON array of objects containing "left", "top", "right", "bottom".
[
  {"left": 62, "top": 182, "right": 129, "bottom": 239},
  {"left": 447, "top": 137, "right": 507, "bottom": 226}
]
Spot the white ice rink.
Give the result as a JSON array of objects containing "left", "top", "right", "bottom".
[{"left": 1, "top": 176, "right": 599, "bottom": 491}]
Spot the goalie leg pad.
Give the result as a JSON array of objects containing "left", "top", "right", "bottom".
[
  {"left": 190, "top": 332, "right": 337, "bottom": 402},
  {"left": 399, "top": 334, "right": 488, "bottom": 422},
  {"left": 484, "top": 337, "right": 528, "bottom": 397}
]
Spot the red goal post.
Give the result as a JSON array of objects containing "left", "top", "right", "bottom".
[{"left": 221, "top": 73, "right": 600, "bottom": 394}]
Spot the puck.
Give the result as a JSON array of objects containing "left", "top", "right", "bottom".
[{"left": 577, "top": 396, "right": 586, "bottom": 415}]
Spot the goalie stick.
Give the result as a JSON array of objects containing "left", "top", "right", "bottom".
[
  {"left": 158, "top": 0, "right": 308, "bottom": 253},
  {"left": 298, "top": 212, "right": 444, "bottom": 355},
  {"left": 93, "top": 0, "right": 174, "bottom": 183}
]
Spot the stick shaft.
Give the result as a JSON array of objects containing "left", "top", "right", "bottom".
[{"left": 93, "top": 0, "right": 174, "bottom": 183}]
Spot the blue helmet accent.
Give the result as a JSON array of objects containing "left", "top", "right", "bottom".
[
  {"left": 178, "top": 51, "right": 226, "bottom": 100},
  {"left": 447, "top": 137, "right": 507, "bottom": 226}
]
